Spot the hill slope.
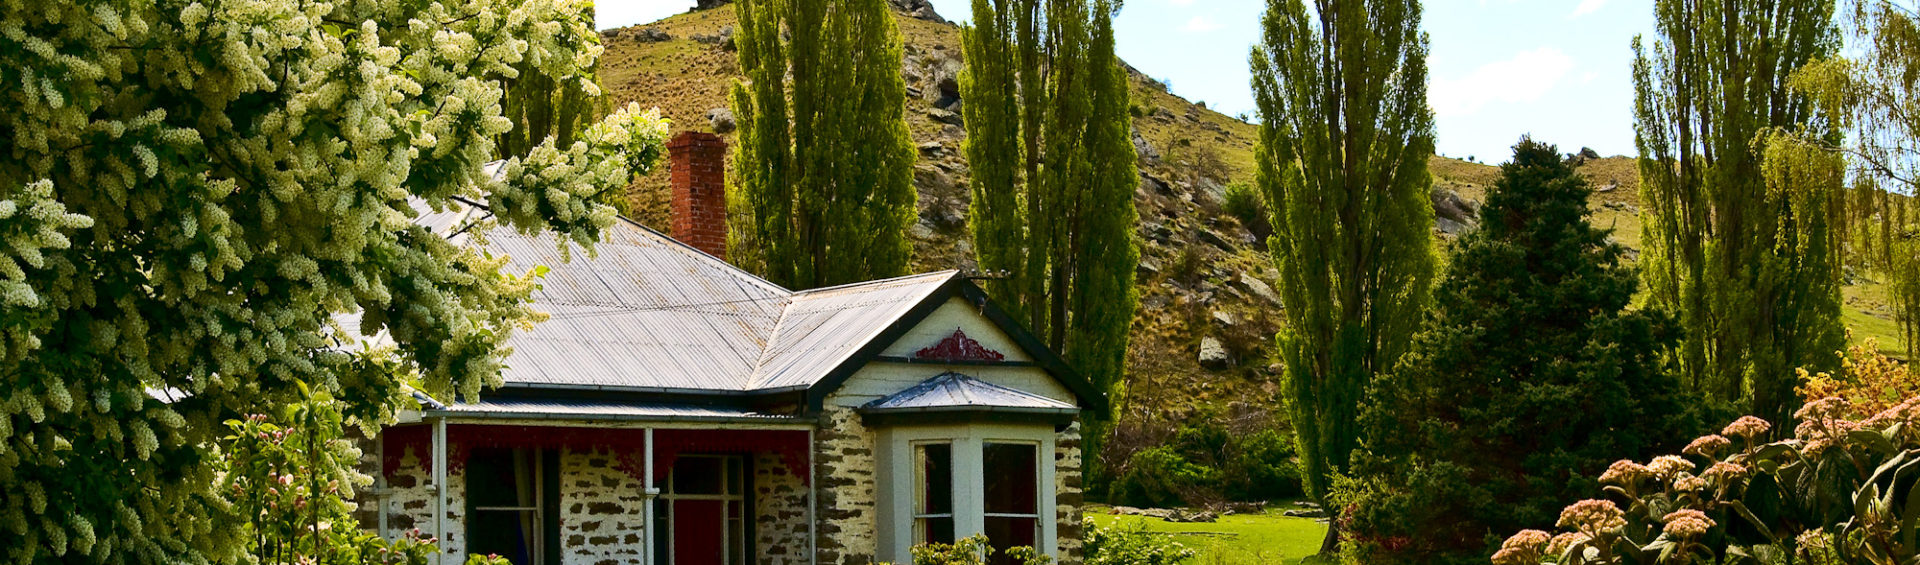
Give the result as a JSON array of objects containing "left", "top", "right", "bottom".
[{"left": 596, "top": 3, "right": 1905, "bottom": 428}]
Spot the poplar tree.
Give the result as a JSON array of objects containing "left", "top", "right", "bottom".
[
  {"left": 1249, "top": 0, "right": 1438, "bottom": 552},
  {"left": 959, "top": 0, "right": 1139, "bottom": 395},
  {"left": 1633, "top": 0, "right": 1846, "bottom": 427},
  {"left": 1793, "top": 0, "right": 1920, "bottom": 358},
  {"left": 0, "top": 0, "right": 662, "bottom": 562},
  {"left": 728, "top": 0, "right": 918, "bottom": 290}
]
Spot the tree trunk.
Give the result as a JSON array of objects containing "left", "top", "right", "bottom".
[{"left": 1319, "top": 518, "right": 1341, "bottom": 556}]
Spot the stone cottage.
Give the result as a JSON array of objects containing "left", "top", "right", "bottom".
[{"left": 360, "top": 132, "right": 1103, "bottom": 565}]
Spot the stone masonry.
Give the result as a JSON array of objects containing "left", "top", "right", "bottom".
[
  {"left": 812, "top": 408, "right": 879, "bottom": 565},
  {"left": 560, "top": 447, "right": 648, "bottom": 565},
  {"left": 1054, "top": 423, "right": 1084, "bottom": 565},
  {"left": 755, "top": 452, "right": 811, "bottom": 565}
]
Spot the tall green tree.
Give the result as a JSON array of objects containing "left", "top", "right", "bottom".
[
  {"left": 728, "top": 0, "right": 918, "bottom": 290},
  {"left": 1793, "top": 0, "right": 1920, "bottom": 358},
  {"left": 958, "top": 0, "right": 1139, "bottom": 395},
  {"left": 1338, "top": 140, "right": 1695, "bottom": 565},
  {"left": 1249, "top": 0, "right": 1438, "bottom": 552},
  {"left": 0, "top": 0, "right": 663, "bottom": 562},
  {"left": 1633, "top": 0, "right": 1846, "bottom": 428}
]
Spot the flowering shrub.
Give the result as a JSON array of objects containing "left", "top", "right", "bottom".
[
  {"left": 220, "top": 389, "right": 438, "bottom": 565},
  {"left": 1493, "top": 394, "right": 1920, "bottom": 564},
  {"left": 900, "top": 535, "right": 1051, "bottom": 565},
  {"left": 1083, "top": 517, "right": 1196, "bottom": 565}
]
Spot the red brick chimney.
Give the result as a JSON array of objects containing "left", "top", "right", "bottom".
[{"left": 668, "top": 131, "right": 727, "bottom": 258}]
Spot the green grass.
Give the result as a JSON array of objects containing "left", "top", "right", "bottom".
[{"left": 1087, "top": 504, "right": 1331, "bottom": 565}]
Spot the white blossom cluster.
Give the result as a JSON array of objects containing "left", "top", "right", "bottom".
[{"left": 0, "top": 0, "right": 663, "bottom": 561}]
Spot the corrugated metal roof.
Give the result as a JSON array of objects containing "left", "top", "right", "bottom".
[
  {"left": 859, "top": 372, "right": 1079, "bottom": 414},
  {"left": 362, "top": 169, "right": 968, "bottom": 395},
  {"left": 748, "top": 272, "right": 955, "bottom": 390},
  {"left": 433, "top": 396, "right": 796, "bottom": 422},
  {"left": 481, "top": 224, "right": 791, "bottom": 391}
]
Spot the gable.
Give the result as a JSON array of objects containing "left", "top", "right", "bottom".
[
  {"left": 877, "top": 298, "right": 1035, "bottom": 362},
  {"left": 822, "top": 298, "right": 1075, "bottom": 409}
]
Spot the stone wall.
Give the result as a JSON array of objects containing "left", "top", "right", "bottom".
[
  {"left": 560, "top": 448, "right": 648, "bottom": 565},
  {"left": 1054, "top": 423, "right": 1084, "bottom": 565},
  {"left": 754, "top": 452, "right": 811, "bottom": 565},
  {"left": 367, "top": 436, "right": 817, "bottom": 565},
  {"left": 377, "top": 444, "right": 469, "bottom": 556},
  {"left": 813, "top": 407, "right": 879, "bottom": 565}
]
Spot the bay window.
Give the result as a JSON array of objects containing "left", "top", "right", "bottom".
[{"left": 879, "top": 426, "right": 1058, "bottom": 564}]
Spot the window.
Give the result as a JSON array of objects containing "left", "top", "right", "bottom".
[
  {"left": 880, "top": 427, "right": 1056, "bottom": 564},
  {"left": 982, "top": 443, "right": 1039, "bottom": 565},
  {"left": 655, "top": 455, "right": 749, "bottom": 565},
  {"left": 466, "top": 448, "right": 560, "bottom": 565},
  {"left": 913, "top": 443, "right": 956, "bottom": 545}
]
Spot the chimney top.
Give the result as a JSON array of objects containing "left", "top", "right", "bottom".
[{"left": 668, "top": 131, "right": 728, "bottom": 259}]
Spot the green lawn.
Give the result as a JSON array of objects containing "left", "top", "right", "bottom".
[{"left": 1087, "top": 505, "right": 1331, "bottom": 565}]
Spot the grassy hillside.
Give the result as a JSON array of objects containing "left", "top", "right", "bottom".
[{"left": 597, "top": 3, "right": 1906, "bottom": 430}]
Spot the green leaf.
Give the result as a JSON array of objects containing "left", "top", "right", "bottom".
[{"left": 1727, "top": 500, "right": 1781, "bottom": 543}]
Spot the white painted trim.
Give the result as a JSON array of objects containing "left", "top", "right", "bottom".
[
  {"left": 644, "top": 428, "right": 657, "bottom": 565},
  {"left": 376, "top": 430, "right": 389, "bottom": 541},
  {"left": 432, "top": 416, "right": 448, "bottom": 565}
]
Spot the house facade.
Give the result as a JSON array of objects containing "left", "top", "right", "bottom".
[{"left": 358, "top": 132, "right": 1101, "bottom": 565}]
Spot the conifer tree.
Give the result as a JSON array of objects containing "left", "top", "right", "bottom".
[
  {"left": 959, "top": 0, "right": 1139, "bottom": 395},
  {"left": 0, "top": 0, "right": 661, "bottom": 561},
  {"left": 1633, "top": 0, "right": 1846, "bottom": 428},
  {"left": 1249, "top": 0, "right": 1438, "bottom": 552},
  {"left": 1340, "top": 140, "right": 1694, "bottom": 565},
  {"left": 728, "top": 0, "right": 918, "bottom": 289}
]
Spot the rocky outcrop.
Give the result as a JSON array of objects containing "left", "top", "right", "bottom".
[
  {"left": 889, "top": 0, "right": 947, "bottom": 22},
  {"left": 1198, "top": 336, "right": 1230, "bottom": 369},
  {"left": 706, "top": 107, "right": 735, "bottom": 133}
]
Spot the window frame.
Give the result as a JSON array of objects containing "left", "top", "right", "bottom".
[
  {"left": 463, "top": 447, "right": 561, "bottom": 565},
  {"left": 980, "top": 440, "right": 1043, "bottom": 559},
  {"left": 654, "top": 454, "right": 752, "bottom": 565},
  {"left": 877, "top": 423, "right": 1059, "bottom": 564},
  {"left": 911, "top": 441, "right": 958, "bottom": 545}
]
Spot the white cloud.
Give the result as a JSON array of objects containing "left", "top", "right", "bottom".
[
  {"left": 1182, "top": 16, "right": 1221, "bottom": 32},
  {"left": 1570, "top": 0, "right": 1606, "bottom": 17},
  {"left": 1580, "top": 71, "right": 1599, "bottom": 84},
  {"left": 1429, "top": 47, "right": 1576, "bottom": 118},
  {"left": 1169, "top": 0, "right": 1195, "bottom": 6}
]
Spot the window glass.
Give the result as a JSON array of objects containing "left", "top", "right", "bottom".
[
  {"left": 982, "top": 442, "right": 1040, "bottom": 565},
  {"left": 674, "top": 456, "right": 724, "bottom": 495},
  {"left": 913, "top": 443, "right": 955, "bottom": 545},
  {"left": 467, "top": 448, "right": 541, "bottom": 565},
  {"left": 982, "top": 443, "right": 1037, "bottom": 514}
]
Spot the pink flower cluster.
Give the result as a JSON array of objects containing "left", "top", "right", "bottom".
[
  {"left": 1661, "top": 509, "right": 1715, "bottom": 538},
  {"left": 1491, "top": 530, "right": 1551, "bottom": 565},
  {"left": 1557, "top": 499, "right": 1627, "bottom": 537}
]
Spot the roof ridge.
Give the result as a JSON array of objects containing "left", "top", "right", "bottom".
[{"left": 788, "top": 270, "right": 959, "bottom": 297}]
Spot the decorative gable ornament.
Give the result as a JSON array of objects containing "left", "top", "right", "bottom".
[{"left": 914, "top": 328, "right": 1006, "bottom": 362}]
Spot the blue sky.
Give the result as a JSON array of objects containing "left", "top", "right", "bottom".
[{"left": 602, "top": 0, "right": 1655, "bottom": 163}]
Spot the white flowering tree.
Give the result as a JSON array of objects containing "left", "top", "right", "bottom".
[{"left": 0, "top": 0, "right": 667, "bottom": 562}]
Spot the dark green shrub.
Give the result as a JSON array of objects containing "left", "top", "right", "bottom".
[
  {"left": 1110, "top": 421, "right": 1305, "bottom": 507},
  {"left": 1220, "top": 181, "right": 1270, "bottom": 240},
  {"left": 1110, "top": 446, "right": 1220, "bottom": 508},
  {"left": 1222, "top": 429, "right": 1303, "bottom": 501}
]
